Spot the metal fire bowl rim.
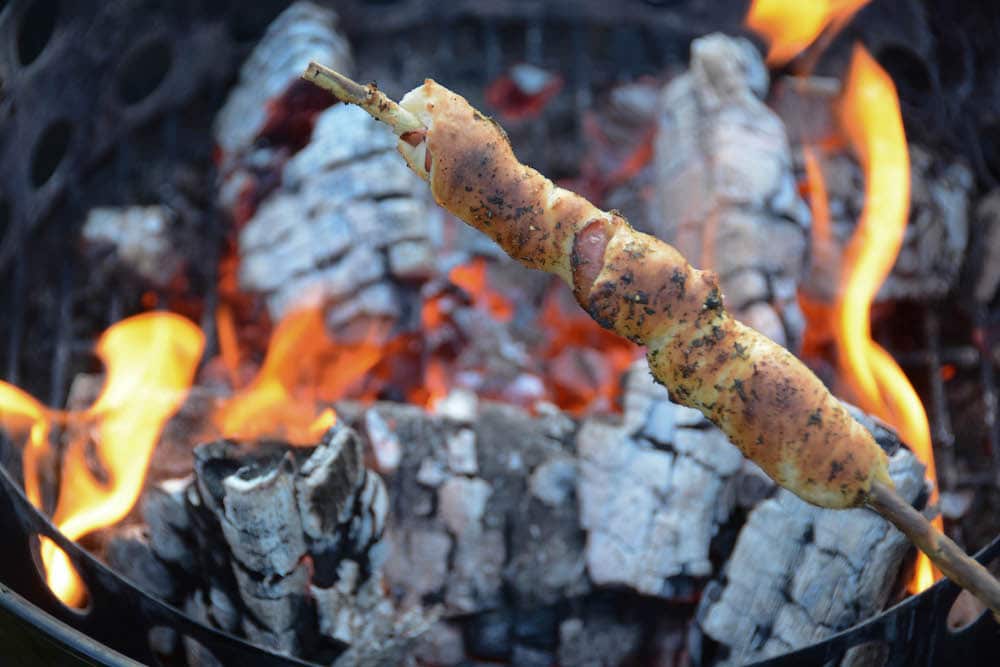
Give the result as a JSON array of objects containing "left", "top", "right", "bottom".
[
  {"left": 747, "top": 534, "right": 1000, "bottom": 666},
  {"left": 0, "top": 462, "right": 318, "bottom": 667},
  {"left": 1, "top": 457, "right": 998, "bottom": 666}
]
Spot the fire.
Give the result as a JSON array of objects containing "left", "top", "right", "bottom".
[
  {"left": 750, "top": 3, "right": 938, "bottom": 591},
  {"left": 448, "top": 258, "right": 513, "bottom": 323},
  {"left": 837, "top": 46, "right": 937, "bottom": 590},
  {"left": 746, "top": 0, "right": 870, "bottom": 66},
  {"left": 800, "top": 47, "right": 938, "bottom": 591},
  {"left": 211, "top": 305, "right": 381, "bottom": 444},
  {"left": 0, "top": 313, "right": 204, "bottom": 607},
  {"left": 0, "top": 383, "right": 51, "bottom": 509}
]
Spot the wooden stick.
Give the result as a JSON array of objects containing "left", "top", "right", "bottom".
[
  {"left": 302, "top": 62, "right": 424, "bottom": 136},
  {"left": 867, "top": 480, "right": 1000, "bottom": 619},
  {"left": 301, "top": 64, "right": 1000, "bottom": 622}
]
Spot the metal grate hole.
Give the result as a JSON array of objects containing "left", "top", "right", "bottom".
[
  {"left": 117, "top": 36, "right": 173, "bottom": 106},
  {"left": 17, "top": 0, "right": 59, "bottom": 67},
  {"left": 29, "top": 532, "right": 92, "bottom": 614},
  {"left": 30, "top": 119, "right": 73, "bottom": 188}
]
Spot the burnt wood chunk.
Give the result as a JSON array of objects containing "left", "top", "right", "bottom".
[
  {"left": 651, "top": 33, "right": 808, "bottom": 350},
  {"left": 697, "top": 446, "right": 927, "bottom": 665}
]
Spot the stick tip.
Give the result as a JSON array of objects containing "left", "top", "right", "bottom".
[{"left": 302, "top": 61, "right": 324, "bottom": 82}]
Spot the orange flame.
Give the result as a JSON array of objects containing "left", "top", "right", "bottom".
[
  {"left": 819, "top": 46, "right": 936, "bottom": 591},
  {"left": 746, "top": 0, "right": 870, "bottom": 66},
  {"left": 0, "top": 314, "right": 206, "bottom": 607},
  {"left": 749, "top": 0, "right": 938, "bottom": 592},
  {"left": 0, "top": 383, "right": 52, "bottom": 509},
  {"left": 211, "top": 306, "right": 378, "bottom": 444}
]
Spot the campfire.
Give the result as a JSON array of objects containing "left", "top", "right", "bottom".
[{"left": 1, "top": 1, "right": 999, "bottom": 665}]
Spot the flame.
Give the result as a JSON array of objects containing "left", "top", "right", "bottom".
[
  {"left": 211, "top": 306, "right": 381, "bottom": 444},
  {"left": 746, "top": 0, "right": 870, "bottom": 66},
  {"left": 749, "top": 1, "right": 937, "bottom": 591},
  {"left": 0, "top": 383, "right": 52, "bottom": 509},
  {"left": 1, "top": 314, "right": 205, "bottom": 607},
  {"left": 820, "top": 46, "right": 936, "bottom": 591}
]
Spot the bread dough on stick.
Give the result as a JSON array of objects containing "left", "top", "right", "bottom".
[
  {"left": 302, "top": 63, "right": 1000, "bottom": 618},
  {"left": 392, "top": 78, "right": 890, "bottom": 509},
  {"left": 300, "top": 63, "right": 890, "bottom": 508}
]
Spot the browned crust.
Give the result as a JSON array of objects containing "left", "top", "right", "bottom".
[
  {"left": 412, "top": 81, "right": 602, "bottom": 284},
  {"left": 409, "top": 79, "right": 890, "bottom": 509}
]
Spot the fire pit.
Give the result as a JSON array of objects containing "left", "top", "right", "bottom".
[{"left": 1, "top": 1, "right": 999, "bottom": 665}]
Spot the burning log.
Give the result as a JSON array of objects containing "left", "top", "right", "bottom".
[
  {"left": 774, "top": 77, "right": 974, "bottom": 303},
  {"left": 215, "top": 1, "right": 437, "bottom": 343},
  {"left": 236, "top": 105, "right": 436, "bottom": 335},
  {"left": 301, "top": 63, "right": 1000, "bottom": 617},
  {"left": 578, "top": 362, "right": 749, "bottom": 595},
  {"left": 213, "top": 2, "right": 352, "bottom": 165},
  {"left": 651, "top": 34, "right": 809, "bottom": 351},
  {"left": 115, "top": 423, "right": 426, "bottom": 663}
]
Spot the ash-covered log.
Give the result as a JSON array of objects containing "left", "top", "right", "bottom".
[
  {"left": 215, "top": 1, "right": 438, "bottom": 343},
  {"left": 213, "top": 2, "right": 352, "bottom": 166},
  {"left": 650, "top": 33, "right": 810, "bottom": 351},
  {"left": 114, "top": 423, "right": 427, "bottom": 664},
  {"left": 331, "top": 375, "right": 932, "bottom": 665},
  {"left": 697, "top": 412, "right": 927, "bottom": 666}
]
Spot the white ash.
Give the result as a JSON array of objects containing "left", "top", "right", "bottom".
[
  {"left": 375, "top": 401, "right": 589, "bottom": 616},
  {"left": 446, "top": 428, "right": 478, "bottom": 475},
  {"left": 432, "top": 388, "right": 480, "bottom": 422},
  {"left": 219, "top": 452, "right": 306, "bottom": 577},
  {"left": 697, "top": 447, "right": 927, "bottom": 666},
  {"left": 651, "top": 33, "right": 809, "bottom": 350},
  {"left": 213, "top": 1, "right": 352, "bottom": 160},
  {"left": 236, "top": 105, "right": 437, "bottom": 334},
  {"left": 364, "top": 407, "right": 403, "bottom": 475},
  {"left": 529, "top": 455, "right": 576, "bottom": 507},
  {"left": 577, "top": 362, "right": 754, "bottom": 596},
  {"left": 81, "top": 205, "right": 183, "bottom": 287}
]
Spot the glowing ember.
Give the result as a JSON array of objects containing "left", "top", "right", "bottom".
[
  {"left": 746, "top": 0, "right": 870, "bottom": 66},
  {"left": 448, "top": 258, "right": 514, "bottom": 324}
]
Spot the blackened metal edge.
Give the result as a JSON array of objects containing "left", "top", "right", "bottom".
[
  {"left": 0, "top": 464, "right": 321, "bottom": 667},
  {"left": 747, "top": 535, "right": 1000, "bottom": 667},
  {"left": 0, "top": 583, "right": 141, "bottom": 666}
]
